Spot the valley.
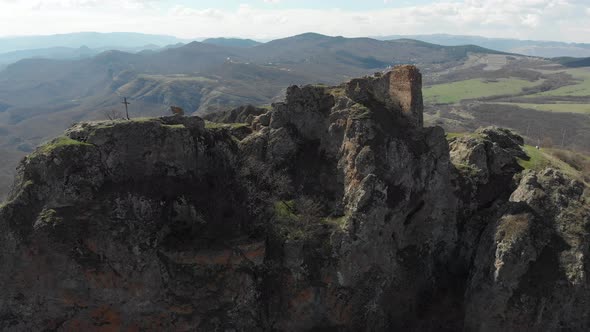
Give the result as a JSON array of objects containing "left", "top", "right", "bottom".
[{"left": 423, "top": 55, "right": 590, "bottom": 156}]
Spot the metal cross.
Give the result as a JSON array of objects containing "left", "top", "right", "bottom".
[{"left": 122, "top": 97, "right": 130, "bottom": 120}]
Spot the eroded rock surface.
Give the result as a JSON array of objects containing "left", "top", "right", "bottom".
[
  {"left": 0, "top": 66, "right": 588, "bottom": 331},
  {"left": 466, "top": 169, "right": 590, "bottom": 331}
]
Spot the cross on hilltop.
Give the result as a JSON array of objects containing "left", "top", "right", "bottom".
[{"left": 122, "top": 97, "right": 130, "bottom": 120}]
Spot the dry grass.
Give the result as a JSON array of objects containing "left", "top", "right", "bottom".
[
  {"left": 519, "top": 146, "right": 590, "bottom": 186},
  {"left": 548, "top": 149, "right": 590, "bottom": 184},
  {"left": 496, "top": 213, "right": 532, "bottom": 241}
]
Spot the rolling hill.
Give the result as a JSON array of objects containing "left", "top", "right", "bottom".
[
  {"left": 375, "top": 34, "right": 590, "bottom": 58},
  {"left": 554, "top": 57, "right": 590, "bottom": 68},
  {"left": 202, "top": 38, "right": 261, "bottom": 48}
]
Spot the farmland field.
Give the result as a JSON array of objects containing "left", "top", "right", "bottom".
[
  {"left": 495, "top": 103, "right": 590, "bottom": 114},
  {"left": 423, "top": 60, "right": 590, "bottom": 154},
  {"left": 527, "top": 67, "right": 590, "bottom": 97},
  {"left": 423, "top": 78, "right": 543, "bottom": 104}
]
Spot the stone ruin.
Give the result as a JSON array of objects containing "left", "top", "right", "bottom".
[
  {"left": 345, "top": 65, "right": 424, "bottom": 127},
  {"left": 170, "top": 106, "right": 185, "bottom": 116}
]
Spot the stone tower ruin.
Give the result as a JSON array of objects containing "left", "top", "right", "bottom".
[
  {"left": 387, "top": 65, "right": 423, "bottom": 128},
  {"left": 345, "top": 65, "right": 424, "bottom": 127}
]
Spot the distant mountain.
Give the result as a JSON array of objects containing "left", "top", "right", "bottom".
[
  {"left": 374, "top": 34, "right": 590, "bottom": 58},
  {"left": 0, "top": 43, "right": 182, "bottom": 67},
  {"left": 202, "top": 38, "right": 262, "bottom": 48},
  {"left": 0, "top": 46, "right": 98, "bottom": 66},
  {"left": 0, "top": 32, "right": 186, "bottom": 53}
]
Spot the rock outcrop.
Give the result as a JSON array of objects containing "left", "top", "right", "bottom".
[
  {"left": 466, "top": 168, "right": 590, "bottom": 331},
  {"left": 0, "top": 65, "right": 588, "bottom": 331},
  {"left": 202, "top": 104, "right": 266, "bottom": 124}
]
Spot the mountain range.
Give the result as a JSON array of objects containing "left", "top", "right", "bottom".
[
  {"left": 3, "top": 32, "right": 590, "bottom": 68},
  {"left": 0, "top": 32, "right": 185, "bottom": 54},
  {"left": 0, "top": 32, "right": 189, "bottom": 70},
  {"left": 374, "top": 34, "right": 590, "bottom": 58}
]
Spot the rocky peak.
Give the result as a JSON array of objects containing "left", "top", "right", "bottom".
[
  {"left": 0, "top": 67, "right": 588, "bottom": 331},
  {"left": 465, "top": 168, "right": 589, "bottom": 331}
]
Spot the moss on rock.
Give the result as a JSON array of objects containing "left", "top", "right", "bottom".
[{"left": 33, "top": 136, "right": 93, "bottom": 157}]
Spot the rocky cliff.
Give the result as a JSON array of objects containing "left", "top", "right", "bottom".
[{"left": 0, "top": 66, "right": 588, "bottom": 331}]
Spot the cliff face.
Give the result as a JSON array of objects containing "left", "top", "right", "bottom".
[{"left": 0, "top": 66, "right": 588, "bottom": 331}]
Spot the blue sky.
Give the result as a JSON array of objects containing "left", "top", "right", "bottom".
[{"left": 0, "top": 0, "right": 589, "bottom": 43}]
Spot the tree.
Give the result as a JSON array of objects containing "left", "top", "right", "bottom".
[
  {"left": 294, "top": 196, "right": 324, "bottom": 225},
  {"left": 103, "top": 109, "right": 124, "bottom": 120},
  {"left": 239, "top": 157, "right": 292, "bottom": 218},
  {"left": 542, "top": 136, "right": 554, "bottom": 148}
]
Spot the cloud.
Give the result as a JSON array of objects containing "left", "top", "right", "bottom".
[
  {"left": 520, "top": 13, "right": 541, "bottom": 28},
  {"left": 0, "top": 0, "right": 159, "bottom": 11},
  {"left": 169, "top": 6, "right": 224, "bottom": 19}
]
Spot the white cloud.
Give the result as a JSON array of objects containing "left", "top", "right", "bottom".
[
  {"left": 520, "top": 14, "right": 541, "bottom": 28},
  {"left": 0, "top": 0, "right": 588, "bottom": 43},
  {"left": 168, "top": 6, "right": 224, "bottom": 19}
]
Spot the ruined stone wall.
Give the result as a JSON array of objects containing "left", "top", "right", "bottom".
[
  {"left": 387, "top": 65, "right": 424, "bottom": 127},
  {"left": 345, "top": 65, "right": 424, "bottom": 128}
]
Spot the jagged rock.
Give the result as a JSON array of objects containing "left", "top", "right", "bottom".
[
  {"left": 0, "top": 66, "right": 588, "bottom": 331},
  {"left": 465, "top": 169, "right": 590, "bottom": 331},
  {"left": 476, "top": 126, "right": 526, "bottom": 158},
  {"left": 449, "top": 127, "right": 524, "bottom": 209},
  {"left": 0, "top": 116, "right": 263, "bottom": 331},
  {"left": 448, "top": 127, "right": 529, "bottom": 290},
  {"left": 202, "top": 104, "right": 266, "bottom": 124},
  {"left": 269, "top": 85, "right": 334, "bottom": 140},
  {"left": 252, "top": 112, "right": 271, "bottom": 129}
]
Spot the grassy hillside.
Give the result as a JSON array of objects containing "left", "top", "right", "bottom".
[
  {"left": 554, "top": 57, "right": 590, "bottom": 68},
  {"left": 518, "top": 145, "right": 590, "bottom": 185}
]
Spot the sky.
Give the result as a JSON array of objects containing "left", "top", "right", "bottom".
[{"left": 0, "top": 0, "right": 589, "bottom": 43}]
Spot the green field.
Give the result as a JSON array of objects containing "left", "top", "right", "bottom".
[
  {"left": 495, "top": 103, "right": 590, "bottom": 114},
  {"left": 424, "top": 78, "right": 542, "bottom": 104},
  {"left": 533, "top": 68, "right": 590, "bottom": 97}
]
